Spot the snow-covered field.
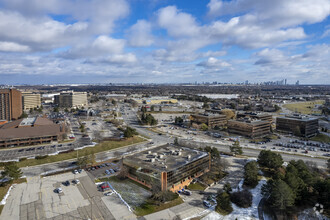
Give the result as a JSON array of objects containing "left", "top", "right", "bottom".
[{"left": 202, "top": 178, "right": 267, "bottom": 220}]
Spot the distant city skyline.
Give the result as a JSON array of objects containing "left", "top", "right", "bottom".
[{"left": 0, "top": 0, "right": 329, "bottom": 84}]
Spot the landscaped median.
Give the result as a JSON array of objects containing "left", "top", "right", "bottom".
[{"left": 11, "top": 136, "right": 145, "bottom": 168}]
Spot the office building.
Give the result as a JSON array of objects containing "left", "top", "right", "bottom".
[
  {"left": 22, "top": 92, "right": 41, "bottom": 110},
  {"left": 0, "top": 88, "right": 22, "bottom": 121},
  {"left": 190, "top": 113, "right": 227, "bottom": 129},
  {"left": 237, "top": 112, "right": 273, "bottom": 123},
  {"left": 227, "top": 120, "right": 271, "bottom": 138},
  {"left": 0, "top": 117, "right": 65, "bottom": 148},
  {"left": 54, "top": 92, "right": 88, "bottom": 108},
  {"left": 123, "top": 144, "right": 211, "bottom": 192},
  {"left": 276, "top": 115, "right": 318, "bottom": 137}
]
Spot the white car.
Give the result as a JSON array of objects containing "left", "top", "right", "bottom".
[{"left": 72, "top": 179, "right": 80, "bottom": 184}]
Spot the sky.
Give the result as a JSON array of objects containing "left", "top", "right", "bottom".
[{"left": 0, "top": 0, "right": 329, "bottom": 85}]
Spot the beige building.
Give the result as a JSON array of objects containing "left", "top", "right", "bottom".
[
  {"left": 22, "top": 93, "right": 41, "bottom": 110},
  {"left": 190, "top": 113, "right": 227, "bottom": 129},
  {"left": 227, "top": 120, "right": 270, "bottom": 138},
  {"left": 54, "top": 92, "right": 88, "bottom": 108}
]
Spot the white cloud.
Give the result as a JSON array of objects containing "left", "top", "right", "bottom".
[
  {"left": 92, "top": 35, "right": 125, "bottom": 54},
  {"left": 157, "top": 6, "right": 200, "bottom": 38},
  {"left": 0, "top": 41, "right": 30, "bottom": 52},
  {"left": 207, "top": 0, "right": 330, "bottom": 28},
  {"left": 127, "top": 20, "right": 154, "bottom": 47},
  {"left": 198, "top": 57, "right": 231, "bottom": 69},
  {"left": 0, "top": 10, "right": 89, "bottom": 51}
]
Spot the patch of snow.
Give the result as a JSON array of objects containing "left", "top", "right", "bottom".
[
  {"left": 202, "top": 178, "right": 267, "bottom": 220},
  {"left": 0, "top": 184, "right": 16, "bottom": 205}
]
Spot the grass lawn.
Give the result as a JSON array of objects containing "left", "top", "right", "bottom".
[
  {"left": 134, "top": 197, "right": 183, "bottom": 216},
  {"left": 283, "top": 100, "right": 325, "bottom": 115},
  {"left": 310, "top": 133, "right": 330, "bottom": 143},
  {"left": 187, "top": 182, "right": 207, "bottom": 191},
  {"left": 15, "top": 136, "right": 145, "bottom": 168}
]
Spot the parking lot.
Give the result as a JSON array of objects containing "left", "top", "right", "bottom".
[
  {"left": 87, "top": 161, "right": 121, "bottom": 178},
  {"left": 1, "top": 170, "right": 135, "bottom": 220}
]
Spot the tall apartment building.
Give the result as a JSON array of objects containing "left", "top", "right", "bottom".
[
  {"left": 22, "top": 92, "right": 41, "bottom": 110},
  {"left": 227, "top": 119, "right": 271, "bottom": 138},
  {"left": 0, "top": 89, "right": 22, "bottom": 121},
  {"left": 276, "top": 115, "right": 318, "bottom": 137},
  {"left": 54, "top": 92, "right": 88, "bottom": 108}
]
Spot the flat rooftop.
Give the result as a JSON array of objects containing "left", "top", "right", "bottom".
[
  {"left": 191, "top": 113, "right": 226, "bottom": 118},
  {"left": 124, "top": 144, "right": 208, "bottom": 172},
  {"left": 278, "top": 115, "right": 318, "bottom": 122}
]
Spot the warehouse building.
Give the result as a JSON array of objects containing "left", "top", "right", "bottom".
[
  {"left": 123, "top": 144, "right": 211, "bottom": 192},
  {"left": 0, "top": 88, "right": 22, "bottom": 121},
  {"left": 190, "top": 113, "right": 227, "bottom": 129},
  {"left": 227, "top": 119, "right": 270, "bottom": 138},
  {"left": 0, "top": 117, "right": 65, "bottom": 148},
  {"left": 54, "top": 91, "right": 88, "bottom": 108},
  {"left": 276, "top": 115, "right": 318, "bottom": 137},
  {"left": 22, "top": 92, "right": 41, "bottom": 110}
]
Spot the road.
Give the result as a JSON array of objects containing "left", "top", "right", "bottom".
[
  {"left": 17, "top": 103, "right": 330, "bottom": 177},
  {"left": 179, "top": 139, "right": 328, "bottom": 168}
]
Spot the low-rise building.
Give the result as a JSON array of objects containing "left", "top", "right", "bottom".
[
  {"left": 0, "top": 117, "right": 65, "bottom": 148},
  {"left": 237, "top": 112, "right": 273, "bottom": 123},
  {"left": 22, "top": 92, "right": 41, "bottom": 110},
  {"left": 134, "top": 97, "right": 178, "bottom": 105},
  {"left": 276, "top": 115, "right": 318, "bottom": 137},
  {"left": 227, "top": 119, "right": 270, "bottom": 138},
  {"left": 190, "top": 113, "right": 227, "bottom": 129},
  {"left": 54, "top": 91, "right": 88, "bottom": 108},
  {"left": 123, "top": 144, "right": 211, "bottom": 192}
]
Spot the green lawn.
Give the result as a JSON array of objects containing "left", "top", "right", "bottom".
[
  {"left": 283, "top": 100, "right": 325, "bottom": 115},
  {"left": 310, "top": 133, "right": 330, "bottom": 143},
  {"left": 134, "top": 197, "right": 183, "bottom": 216},
  {"left": 187, "top": 182, "right": 207, "bottom": 191},
  {"left": 15, "top": 136, "right": 145, "bottom": 168}
]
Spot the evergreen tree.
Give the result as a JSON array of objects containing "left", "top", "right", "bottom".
[
  {"left": 269, "top": 180, "right": 295, "bottom": 211},
  {"left": 230, "top": 141, "right": 243, "bottom": 155},
  {"left": 244, "top": 161, "right": 259, "bottom": 188},
  {"left": 216, "top": 192, "right": 233, "bottom": 215},
  {"left": 258, "top": 150, "right": 283, "bottom": 169},
  {"left": 1, "top": 163, "right": 23, "bottom": 180}
]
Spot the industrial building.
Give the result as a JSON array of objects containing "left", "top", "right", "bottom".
[
  {"left": 0, "top": 117, "right": 65, "bottom": 148},
  {"left": 227, "top": 119, "right": 270, "bottom": 138},
  {"left": 123, "top": 144, "right": 211, "bottom": 192},
  {"left": 0, "top": 88, "right": 22, "bottom": 121},
  {"left": 54, "top": 91, "right": 88, "bottom": 108},
  {"left": 237, "top": 112, "right": 273, "bottom": 123},
  {"left": 190, "top": 113, "right": 227, "bottom": 129},
  {"left": 22, "top": 92, "right": 41, "bottom": 110},
  {"left": 276, "top": 115, "right": 318, "bottom": 137}
]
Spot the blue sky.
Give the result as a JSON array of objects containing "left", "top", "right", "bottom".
[{"left": 0, "top": 0, "right": 329, "bottom": 85}]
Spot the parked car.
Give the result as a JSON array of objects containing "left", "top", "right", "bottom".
[
  {"left": 72, "top": 179, "right": 80, "bottom": 184},
  {"left": 182, "top": 190, "right": 191, "bottom": 196},
  {"left": 73, "top": 170, "right": 78, "bottom": 174},
  {"left": 104, "top": 192, "right": 112, "bottom": 196},
  {"left": 62, "top": 181, "right": 70, "bottom": 186},
  {"left": 54, "top": 188, "right": 63, "bottom": 193},
  {"left": 203, "top": 200, "right": 211, "bottom": 208}
]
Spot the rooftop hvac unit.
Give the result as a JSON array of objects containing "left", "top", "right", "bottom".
[
  {"left": 187, "top": 155, "right": 191, "bottom": 160},
  {"left": 159, "top": 154, "right": 164, "bottom": 159},
  {"left": 178, "top": 151, "right": 182, "bottom": 156},
  {"left": 150, "top": 158, "right": 155, "bottom": 163},
  {"left": 148, "top": 151, "right": 151, "bottom": 154}
]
